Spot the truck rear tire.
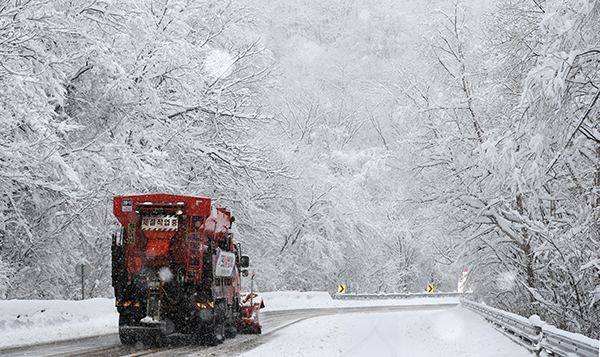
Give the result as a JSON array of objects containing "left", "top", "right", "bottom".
[
  {"left": 201, "top": 319, "right": 224, "bottom": 346},
  {"left": 206, "top": 302, "right": 226, "bottom": 345},
  {"left": 119, "top": 329, "right": 137, "bottom": 345},
  {"left": 225, "top": 323, "right": 237, "bottom": 338},
  {"left": 213, "top": 321, "right": 225, "bottom": 345}
]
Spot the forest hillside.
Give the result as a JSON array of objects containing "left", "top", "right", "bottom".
[{"left": 0, "top": 0, "right": 599, "bottom": 338}]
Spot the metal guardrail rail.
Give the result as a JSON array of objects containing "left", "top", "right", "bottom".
[
  {"left": 331, "top": 292, "right": 465, "bottom": 300},
  {"left": 330, "top": 293, "right": 598, "bottom": 356},
  {"left": 461, "top": 299, "right": 599, "bottom": 357}
]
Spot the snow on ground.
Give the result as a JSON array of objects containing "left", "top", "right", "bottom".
[
  {"left": 0, "top": 291, "right": 536, "bottom": 356},
  {"left": 0, "top": 291, "right": 458, "bottom": 350},
  {"left": 238, "top": 305, "right": 533, "bottom": 357},
  {"left": 0, "top": 298, "right": 118, "bottom": 349},
  {"left": 257, "top": 291, "right": 460, "bottom": 311}
]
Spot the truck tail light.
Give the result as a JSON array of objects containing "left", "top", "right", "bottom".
[{"left": 194, "top": 302, "right": 214, "bottom": 309}]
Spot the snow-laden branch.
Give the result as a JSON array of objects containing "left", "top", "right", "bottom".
[{"left": 546, "top": 88, "right": 600, "bottom": 174}]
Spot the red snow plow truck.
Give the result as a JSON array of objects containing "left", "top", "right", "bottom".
[{"left": 111, "top": 194, "right": 262, "bottom": 346}]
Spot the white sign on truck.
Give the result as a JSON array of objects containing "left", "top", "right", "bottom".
[{"left": 215, "top": 249, "right": 236, "bottom": 277}]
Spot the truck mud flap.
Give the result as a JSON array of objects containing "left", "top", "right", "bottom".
[{"left": 119, "top": 325, "right": 163, "bottom": 346}]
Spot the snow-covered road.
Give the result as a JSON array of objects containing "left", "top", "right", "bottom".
[
  {"left": 240, "top": 305, "right": 531, "bottom": 357},
  {"left": 0, "top": 292, "right": 535, "bottom": 356}
]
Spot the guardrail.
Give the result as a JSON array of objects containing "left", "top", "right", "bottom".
[
  {"left": 331, "top": 292, "right": 465, "bottom": 300},
  {"left": 461, "top": 299, "right": 599, "bottom": 357}
]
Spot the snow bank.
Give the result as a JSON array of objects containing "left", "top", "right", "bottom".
[
  {"left": 259, "top": 291, "right": 459, "bottom": 311},
  {"left": 0, "top": 298, "right": 118, "bottom": 349}
]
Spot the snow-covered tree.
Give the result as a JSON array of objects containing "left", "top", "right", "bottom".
[
  {"left": 1, "top": 0, "right": 284, "bottom": 299},
  {"left": 433, "top": 0, "right": 600, "bottom": 337}
]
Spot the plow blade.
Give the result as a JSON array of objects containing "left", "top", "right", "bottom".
[{"left": 238, "top": 295, "right": 263, "bottom": 334}]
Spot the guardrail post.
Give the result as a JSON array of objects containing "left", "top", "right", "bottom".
[{"left": 528, "top": 315, "right": 544, "bottom": 353}]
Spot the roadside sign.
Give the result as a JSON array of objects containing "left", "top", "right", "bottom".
[
  {"left": 75, "top": 262, "right": 92, "bottom": 300},
  {"left": 337, "top": 285, "right": 346, "bottom": 294},
  {"left": 75, "top": 263, "right": 91, "bottom": 278},
  {"left": 427, "top": 285, "right": 434, "bottom": 293}
]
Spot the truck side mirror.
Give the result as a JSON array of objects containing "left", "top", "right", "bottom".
[{"left": 240, "top": 255, "right": 250, "bottom": 268}]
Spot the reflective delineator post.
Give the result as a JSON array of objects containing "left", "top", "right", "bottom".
[
  {"left": 80, "top": 263, "right": 85, "bottom": 300},
  {"left": 75, "top": 262, "right": 91, "bottom": 300},
  {"left": 250, "top": 274, "right": 255, "bottom": 307}
]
